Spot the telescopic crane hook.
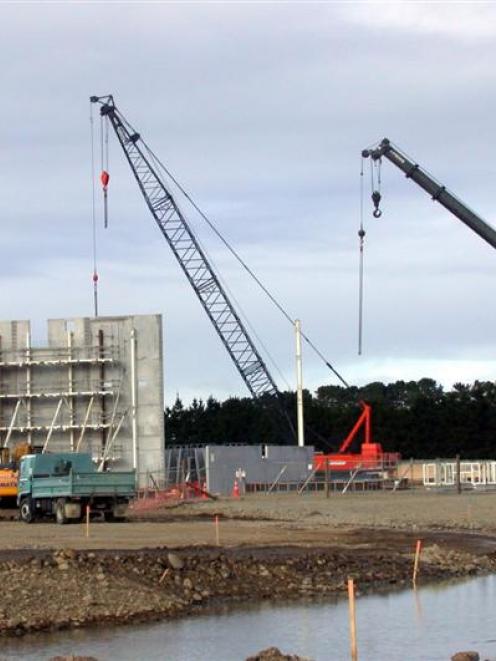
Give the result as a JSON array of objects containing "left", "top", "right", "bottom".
[
  {"left": 362, "top": 148, "right": 383, "bottom": 218},
  {"left": 371, "top": 191, "right": 382, "bottom": 218},
  {"left": 362, "top": 137, "right": 496, "bottom": 250}
]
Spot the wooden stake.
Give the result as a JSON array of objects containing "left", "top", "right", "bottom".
[
  {"left": 348, "top": 577, "right": 358, "bottom": 661},
  {"left": 215, "top": 515, "right": 220, "bottom": 546},
  {"left": 412, "top": 539, "right": 422, "bottom": 587},
  {"left": 85, "top": 505, "right": 90, "bottom": 539},
  {"left": 159, "top": 568, "right": 170, "bottom": 584}
]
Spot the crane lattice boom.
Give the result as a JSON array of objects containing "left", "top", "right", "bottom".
[{"left": 91, "top": 95, "right": 278, "bottom": 399}]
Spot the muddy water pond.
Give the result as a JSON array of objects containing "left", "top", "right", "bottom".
[{"left": 3, "top": 575, "right": 496, "bottom": 661}]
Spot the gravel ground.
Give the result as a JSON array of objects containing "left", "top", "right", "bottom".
[
  {"left": 0, "top": 491, "right": 495, "bottom": 553},
  {"left": 1, "top": 542, "right": 492, "bottom": 638},
  {"left": 134, "top": 490, "right": 496, "bottom": 532},
  {"left": 0, "top": 490, "right": 495, "bottom": 641}
]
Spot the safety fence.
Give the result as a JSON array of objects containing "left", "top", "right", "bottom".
[
  {"left": 423, "top": 461, "right": 496, "bottom": 488},
  {"left": 131, "top": 449, "right": 210, "bottom": 511}
]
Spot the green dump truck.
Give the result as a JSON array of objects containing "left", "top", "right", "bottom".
[{"left": 17, "top": 453, "right": 136, "bottom": 524}]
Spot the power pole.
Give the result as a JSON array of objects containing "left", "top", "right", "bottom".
[{"left": 295, "top": 319, "right": 305, "bottom": 447}]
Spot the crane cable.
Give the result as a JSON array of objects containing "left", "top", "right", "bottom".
[
  {"left": 89, "top": 101, "right": 99, "bottom": 317},
  {"left": 112, "top": 110, "right": 293, "bottom": 390},
  {"left": 370, "top": 156, "right": 382, "bottom": 218},
  {"left": 102, "top": 106, "right": 343, "bottom": 449},
  {"left": 358, "top": 158, "right": 365, "bottom": 355},
  {"left": 359, "top": 153, "right": 385, "bottom": 352},
  {"left": 100, "top": 115, "right": 110, "bottom": 229},
  {"left": 173, "top": 193, "right": 293, "bottom": 392},
  {"left": 128, "top": 127, "right": 350, "bottom": 389}
]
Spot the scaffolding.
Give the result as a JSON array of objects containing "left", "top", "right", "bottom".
[
  {"left": 0, "top": 330, "right": 126, "bottom": 463},
  {"left": 164, "top": 446, "right": 207, "bottom": 490}
]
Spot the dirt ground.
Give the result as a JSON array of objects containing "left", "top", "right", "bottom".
[
  {"left": 1, "top": 490, "right": 496, "bottom": 556},
  {"left": 1, "top": 490, "right": 496, "bottom": 641}
]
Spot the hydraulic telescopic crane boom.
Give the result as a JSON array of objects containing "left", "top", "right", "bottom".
[
  {"left": 90, "top": 94, "right": 279, "bottom": 399},
  {"left": 362, "top": 138, "right": 496, "bottom": 250}
]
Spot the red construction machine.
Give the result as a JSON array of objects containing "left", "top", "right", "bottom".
[{"left": 313, "top": 401, "right": 399, "bottom": 473}]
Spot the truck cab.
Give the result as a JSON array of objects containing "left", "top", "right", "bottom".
[{"left": 18, "top": 453, "right": 136, "bottom": 524}]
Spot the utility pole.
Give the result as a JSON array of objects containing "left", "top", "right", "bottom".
[{"left": 295, "top": 319, "right": 305, "bottom": 447}]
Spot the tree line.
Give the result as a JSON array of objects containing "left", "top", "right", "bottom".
[{"left": 165, "top": 378, "right": 496, "bottom": 459}]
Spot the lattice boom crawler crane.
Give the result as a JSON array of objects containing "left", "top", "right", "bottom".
[
  {"left": 313, "top": 402, "right": 399, "bottom": 474},
  {"left": 90, "top": 95, "right": 293, "bottom": 430}
]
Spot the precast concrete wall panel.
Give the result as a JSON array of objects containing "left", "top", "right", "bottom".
[
  {"left": 133, "top": 314, "right": 165, "bottom": 483},
  {"left": 0, "top": 315, "right": 165, "bottom": 489},
  {"left": 264, "top": 445, "right": 315, "bottom": 481},
  {"left": 205, "top": 445, "right": 314, "bottom": 495},
  {"left": 206, "top": 445, "right": 261, "bottom": 494}
]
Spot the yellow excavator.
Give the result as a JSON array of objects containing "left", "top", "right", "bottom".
[{"left": 0, "top": 443, "right": 32, "bottom": 504}]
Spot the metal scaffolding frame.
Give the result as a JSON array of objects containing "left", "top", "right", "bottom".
[{"left": 0, "top": 330, "right": 126, "bottom": 462}]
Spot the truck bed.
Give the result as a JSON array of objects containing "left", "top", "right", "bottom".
[{"left": 29, "top": 471, "right": 136, "bottom": 499}]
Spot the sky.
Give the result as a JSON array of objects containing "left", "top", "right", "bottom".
[{"left": 1, "top": 1, "right": 495, "bottom": 405}]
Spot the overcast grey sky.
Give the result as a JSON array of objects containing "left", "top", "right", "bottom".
[{"left": 1, "top": 2, "right": 495, "bottom": 403}]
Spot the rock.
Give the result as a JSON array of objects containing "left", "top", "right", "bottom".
[
  {"left": 183, "top": 577, "right": 193, "bottom": 590},
  {"left": 245, "top": 647, "right": 311, "bottom": 661},
  {"left": 167, "top": 552, "right": 184, "bottom": 570},
  {"left": 451, "top": 653, "right": 480, "bottom": 661},
  {"left": 57, "top": 562, "right": 70, "bottom": 571}
]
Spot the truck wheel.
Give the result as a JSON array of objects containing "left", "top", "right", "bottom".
[
  {"left": 55, "top": 499, "right": 67, "bottom": 525},
  {"left": 20, "top": 498, "right": 34, "bottom": 523}
]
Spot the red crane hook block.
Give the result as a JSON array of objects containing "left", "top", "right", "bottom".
[{"left": 100, "top": 170, "right": 110, "bottom": 190}]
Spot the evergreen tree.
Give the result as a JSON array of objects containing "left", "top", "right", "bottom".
[{"left": 164, "top": 379, "right": 496, "bottom": 458}]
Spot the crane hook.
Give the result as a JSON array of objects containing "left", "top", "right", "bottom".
[
  {"left": 371, "top": 190, "right": 382, "bottom": 218},
  {"left": 100, "top": 170, "right": 110, "bottom": 228}
]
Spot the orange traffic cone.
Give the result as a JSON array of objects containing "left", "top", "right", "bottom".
[{"left": 232, "top": 479, "right": 240, "bottom": 498}]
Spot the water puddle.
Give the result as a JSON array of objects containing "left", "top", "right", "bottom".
[{"left": 2, "top": 574, "right": 496, "bottom": 660}]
